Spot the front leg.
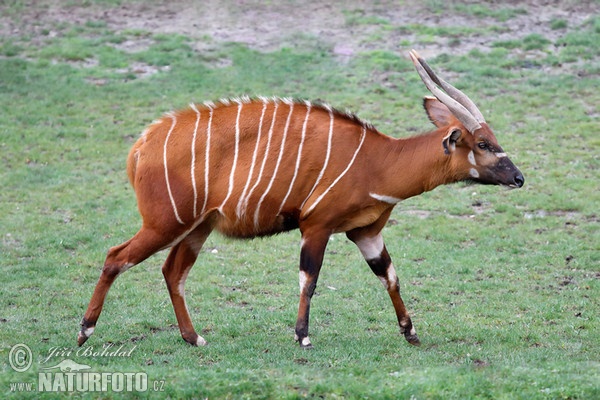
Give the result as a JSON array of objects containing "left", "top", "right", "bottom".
[
  {"left": 347, "top": 230, "right": 421, "bottom": 346},
  {"left": 294, "top": 229, "right": 330, "bottom": 349}
]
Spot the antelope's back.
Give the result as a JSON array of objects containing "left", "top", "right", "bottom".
[{"left": 128, "top": 97, "right": 375, "bottom": 237}]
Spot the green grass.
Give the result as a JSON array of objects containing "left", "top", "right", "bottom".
[
  {"left": 424, "top": 1, "right": 527, "bottom": 22},
  {"left": 1, "top": 1, "right": 599, "bottom": 399}
]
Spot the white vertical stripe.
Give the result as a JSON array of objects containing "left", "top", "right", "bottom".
[
  {"left": 200, "top": 104, "right": 214, "bottom": 216},
  {"left": 278, "top": 101, "right": 311, "bottom": 214},
  {"left": 219, "top": 100, "right": 243, "bottom": 211},
  {"left": 254, "top": 102, "right": 294, "bottom": 227},
  {"left": 190, "top": 103, "right": 201, "bottom": 218},
  {"left": 304, "top": 125, "right": 367, "bottom": 216},
  {"left": 236, "top": 98, "right": 268, "bottom": 218},
  {"left": 243, "top": 100, "right": 279, "bottom": 225},
  {"left": 164, "top": 113, "right": 185, "bottom": 224},
  {"left": 300, "top": 109, "right": 335, "bottom": 209}
]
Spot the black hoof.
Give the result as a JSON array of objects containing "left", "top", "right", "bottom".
[
  {"left": 300, "top": 342, "right": 314, "bottom": 350},
  {"left": 183, "top": 335, "right": 207, "bottom": 346},
  {"left": 296, "top": 335, "right": 314, "bottom": 349},
  {"left": 77, "top": 331, "right": 89, "bottom": 347},
  {"left": 78, "top": 318, "right": 95, "bottom": 347},
  {"left": 405, "top": 333, "right": 421, "bottom": 346}
]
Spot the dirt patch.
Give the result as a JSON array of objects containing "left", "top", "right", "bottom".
[{"left": 2, "top": 0, "right": 598, "bottom": 60}]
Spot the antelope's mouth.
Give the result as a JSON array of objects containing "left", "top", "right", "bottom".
[{"left": 508, "top": 173, "right": 525, "bottom": 188}]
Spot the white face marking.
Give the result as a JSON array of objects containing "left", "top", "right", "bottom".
[
  {"left": 218, "top": 101, "right": 243, "bottom": 211},
  {"left": 83, "top": 327, "right": 95, "bottom": 337},
  {"left": 495, "top": 152, "right": 507, "bottom": 158},
  {"left": 468, "top": 150, "right": 476, "bottom": 166},
  {"left": 304, "top": 125, "right": 367, "bottom": 216},
  {"left": 355, "top": 234, "right": 384, "bottom": 260},
  {"left": 254, "top": 102, "right": 295, "bottom": 227},
  {"left": 369, "top": 192, "right": 402, "bottom": 204},
  {"left": 190, "top": 104, "right": 201, "bottom": 218},
  {"left": 470, "top": 168, "right": 480, "bottom": 178},
  {"left": 278, "top": 103, "right": 312, "bottom": 214},
  {"left": 164, "top": 114, "right": 185, "bottom": 224},
  {"left": 196, "top": 336, "right": 207, "bottom": 346}
]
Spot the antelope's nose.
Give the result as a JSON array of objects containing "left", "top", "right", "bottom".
[{"left": 513, "top": 173, "right": 524, "bottom": 188}]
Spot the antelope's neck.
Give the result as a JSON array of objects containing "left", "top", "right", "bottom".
[{"left": 373, "top": 130, "right": 452, "bottom": 201}]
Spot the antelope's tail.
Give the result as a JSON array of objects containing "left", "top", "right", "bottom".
[{"left": 126, "top": 140, "right": 142, "bottom": 189}]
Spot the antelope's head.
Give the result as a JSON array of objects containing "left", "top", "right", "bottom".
[{"left": 410, "top": 50, "right": 524, "bottom": 189}]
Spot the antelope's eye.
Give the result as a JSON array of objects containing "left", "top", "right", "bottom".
[{"left": 477, "top": 141, "right": 488, "bottom": 150}]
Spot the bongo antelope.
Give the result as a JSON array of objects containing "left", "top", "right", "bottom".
[{"left": 78, "top": 50, "right": 524, "bottom": 348}]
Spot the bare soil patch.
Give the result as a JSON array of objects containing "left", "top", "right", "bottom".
[{"left": 2, "top": 0, "right": 598, "bottom": 60}]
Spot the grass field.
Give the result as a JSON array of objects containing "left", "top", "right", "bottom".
[{"left": 1, "top": 1, "right": 599, "bottom": 398}]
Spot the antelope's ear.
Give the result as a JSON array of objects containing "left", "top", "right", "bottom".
[
  {"left": 424, "top": 96, "right": 453, "bottom": 128},
  {"left": 442, "top": 128, "right": 462, "bottom": 154}
]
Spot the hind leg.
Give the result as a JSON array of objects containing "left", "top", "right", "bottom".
[
  {"left": 77, "top": 226, "right": 175, "bottom": 346},
  {"left": 162, "top": 222, "right": 213, "bottom": 346}
]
